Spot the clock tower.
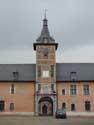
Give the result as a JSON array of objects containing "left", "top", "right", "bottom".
[{"left": 33, "top": 15, "right": 58, "bottom": 116}]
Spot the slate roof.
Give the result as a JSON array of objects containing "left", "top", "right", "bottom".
[
  {"left": 0, "top": 64, "right": 36, "bottom": 82},
  {"left": 36, "top": 18, "right": 55, "bottom": 43},
  {"left": 56, "top": 63, "right": 94, "bottom": 82},
  {"left": 0, "top": 63, "right": 94, "bottom": 82},
  {"left": 33, "top": 17, "right": 58, "bottom": 50}
]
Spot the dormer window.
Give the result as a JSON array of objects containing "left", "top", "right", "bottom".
[
  {"left": 12, "top": 71, "right": 19, "bottom": 80},
  {"left": 70, "top": 71, "right": 77, "bottom": 81}
]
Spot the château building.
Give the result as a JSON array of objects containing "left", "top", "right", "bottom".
[{"left": 0, "top": 15, "right": 94, "bottom": 116}]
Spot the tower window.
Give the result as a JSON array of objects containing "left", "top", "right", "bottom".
[
  {"left": 10, "top": 103, "right": 14, "bottom": 111},
  {"left": 71, "top": 104, "right": 76, "bottom": 111},
  {"left": 42, "top": 70, "right": 49, "bottom": 77},
  {"left": 85, "top": 101, "right": 91, "bottom": 111},
  {"left": 11, "top": 84, "right": 15, "bottom": 94},
  {"left": 38, "top": 66, "right": 41, "bottom": 77},
  {"left": 38, "top": 84, "right": 41, "bottom": 91},
  {"left": 51, "top": 84, "right": 54, "bottom": 91},
  {"left": 50, "top": 65, "right": 54, "bottom": 77},
  {"left": 43, "top": 48, "right": 49, "bottom": 57}
]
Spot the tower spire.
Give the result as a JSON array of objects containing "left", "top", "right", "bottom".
[
  {"left": 33, "top": 13, "right": 58, "bottom": 50},
  {"left": 43, "top": 9, "right": 48, "bottom": 26},
  {"left": 44, "top": 9, "right": 47, "bottom": 19},
  {"left": 36, "top": 11, "right": 55, "bottom": 43}
]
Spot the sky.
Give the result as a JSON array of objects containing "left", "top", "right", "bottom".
[{"left": 0, "top": 0, "right": 94, "bottom": 64}]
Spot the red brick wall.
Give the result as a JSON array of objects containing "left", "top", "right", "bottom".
[
  {"left": 0, "top": 82, "right": 35, "bottom": 112},
  {"left": 57, "top": 82, "right": 94, "bottom": 112}
]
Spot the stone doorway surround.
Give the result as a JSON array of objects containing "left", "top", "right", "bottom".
[
  {"left": 38, "top": 96, "right": 53, "bottom": 116},
  {"left": 35, "top": 95, "right": 57, "bottom": 116}
]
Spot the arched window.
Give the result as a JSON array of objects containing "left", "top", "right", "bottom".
[{"left": 71, "top": 104, "right": 75, "bottom": 111}]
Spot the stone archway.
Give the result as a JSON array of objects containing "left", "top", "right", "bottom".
[{"left": 38, "top": 97, "right": 53, "bottom": 116}]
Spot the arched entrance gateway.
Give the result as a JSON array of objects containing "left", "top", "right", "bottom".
[{"left": 38, "top": 97, "right": 53, "bottom": 116}]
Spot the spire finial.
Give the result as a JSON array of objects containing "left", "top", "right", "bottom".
[{"left": 44, "top": 9, "right": 47, "bottom": 19}]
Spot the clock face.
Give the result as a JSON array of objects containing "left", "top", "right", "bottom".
[{"left": 43, "top": 48, "right": 49, "bottom": 57}]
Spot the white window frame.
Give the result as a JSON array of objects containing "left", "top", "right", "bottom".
[
  {"left": 42, "top": 70, "right": 49, "bottom": 78},
  {"left": 70, "top": 85, "right": 77, "bottom": 96},
  {"left": 83, "top": 85, "right": 90, "bottom": 96},
  {"left": 9, "top": 83, "right": 16, "bottom": 95},
  {"left": 61, "top": 89, "right": 66, "bottom": 96}
]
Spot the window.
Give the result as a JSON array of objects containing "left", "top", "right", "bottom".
[
  {"left": 50, "top": 65, "right": 54, "bottom": 77},
  {"left": 51, "top": 84, "right": 54, "bottom": 91},
  {"left": 0, "top": 101, "right": 5, "bottom": 111},
  {"left": 10, "top": 103, "right": 14, "bottom": 111},
  {"left": 70, "top": 72, "right": 77, "bottom": 81},
  {"left": 62, "top": 89, "right": 65, "bottom": 95},
  {"left": 62, "top": 103, "right": 66, "bottom": 109},
  {"left": 38, "top": 84, "right": 41, "bottom": 91},
  {"left": 12, "top": 71, "right": 19, "bottom": 80},
  {"left": 85, "top": 101, "right": 91, "bottom": 111},
  {"left": 43, "top": 70, "right": 49, "bottom": 77},
  {"left": 11, "top": 84, "right": 14, "bottom": 94},
  {"left": 70, "top": 85, "right": 76, "bottom": 96},
  {"left": 43, "top": 48, "right": 49, "bottom": 58},
  {"left": 38, "top": 66, "right": 41, "bottom": 77},
  {"left": 83, "top": 85, "right": 89, "bottom": 95},
  {"left": 71, "top": 104, "right": 75, "bottom": 111}
]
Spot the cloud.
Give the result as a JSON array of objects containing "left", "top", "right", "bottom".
[
  {"left": 57, "top": 43, "right": 94, "bottom": 63},
  {"left": 0, "top": 0, "right": 94, "bottom": 63}
]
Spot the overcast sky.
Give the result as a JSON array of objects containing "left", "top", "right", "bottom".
[{"left": 0, "top": 0, "right": 94, "bottom": 64}]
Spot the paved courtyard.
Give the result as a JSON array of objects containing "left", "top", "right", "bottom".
[{"left": 0, "top": 116, "right": 94, "bottom": 125}]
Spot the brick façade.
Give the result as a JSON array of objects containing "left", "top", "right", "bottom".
[{"left": 0, "top": 15, "right": 94, "bottom": 116}]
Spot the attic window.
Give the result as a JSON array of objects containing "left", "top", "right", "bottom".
[
  {"left": 70, "top": 72, "right": 77, "bottom": 81},
  {"left": 12, "top": 71, "right": 19, "bottom": 80}
]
